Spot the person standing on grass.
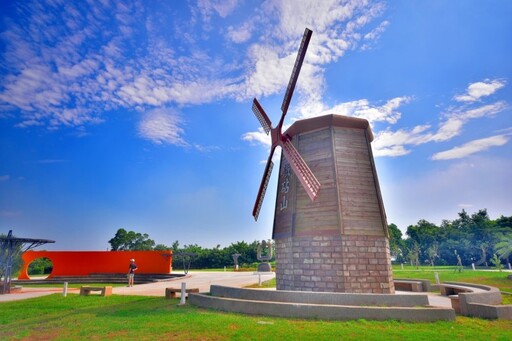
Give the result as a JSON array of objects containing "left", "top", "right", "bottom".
[{"left": 128, "top": 258, "right": 138, "bottom": 287}]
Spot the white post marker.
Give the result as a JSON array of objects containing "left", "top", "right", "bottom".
[
  {"left": 63, "top": 282, "right": 68, "bottom": 297},
  {"left": 471, "top": 263, "right": 476, "bottom": 271},
  {"left": 179, "top": 282, "right": 187, "bottom": 305},
  {"left": 401, "top": 263, "right": 404, "bottom": 270},
  {"left": 258, "top": 273, "right": 262, "bottom": 286},
  {"left": 434, "top": 272, "right": 440, "bottom": 285}
]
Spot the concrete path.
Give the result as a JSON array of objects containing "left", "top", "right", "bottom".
[
  {"left": 114, "top": 271, "right": 275, "bottom": 296},
  {"left": 0, "top": 287, "right": 79, "bottom": 302}
]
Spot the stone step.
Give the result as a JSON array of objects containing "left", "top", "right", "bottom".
[{"left": 189, "top": 285, "right": 456, "bottom": 322}]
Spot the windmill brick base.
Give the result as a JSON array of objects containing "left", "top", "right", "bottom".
[{"left": 273, "top": 114, "right": 394, "bottom": 294}]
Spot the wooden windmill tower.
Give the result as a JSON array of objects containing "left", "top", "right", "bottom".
[{"left": 250, "top": 28, "right": 394, "bottom": 294}]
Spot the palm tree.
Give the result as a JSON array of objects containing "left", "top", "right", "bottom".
[{"left": 495, "top": 234, "right": 512, "bottom": 264}]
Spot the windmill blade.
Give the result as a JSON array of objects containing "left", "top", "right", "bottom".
[
  {"left": 252, "top": 98, "right": 272, "bottom": 135},
  {"left": 280, "top": 28, "right": 313, "bottom": 119},
  {"left": 282, "top": 139, "right": 320, "bottom": 202},
  {"left": 252, "top": 149, "right": 276, "bottom": 221}
]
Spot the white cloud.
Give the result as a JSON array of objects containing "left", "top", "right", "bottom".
[
  {"left": 138, "top": 108, "right": 188, "bottom": 146},
  {"left": 227, "top": 21, "right": 254, "bottom": 43},
  {"left": 364, "top": 20, "right": 390, "bottom": 41},
  {"left": 431, "top": 135, "right": 509, "bottom": 160},
  {"left": 193, "top": 144, "right": 221, "bottom": 153},
  {"left": 243, "top": 45, "right": 295, "bottom": 98},
  {"left": 372, "top": 145, "right": 410, "bottom": 157},
  {"left": 242, "top": 128, "right": 271, "bottom": 147},
  {"left": 1, "top": 0, "right": 389, "bottom": 144},
  {"left": 0, "top": 175, "right": 10, "bottom": 182},
  {"left": 371, "top": 101, "right": 508, "bottom": 157},
  {"left": 361, "top": 20, "right": 389, "bottom": 50},
  {"left": 373, "top": 124, "right": 432, "bottom": 156},
  {"left": 197, "top": 0, "right": 239, "bottom": 20},
  {"left": 454, "top": 79, "right": 506, "bottom": 102},
  {"left": 300, "top": 96, "right": 412, "bottom": 125},
  {"left": 432, "top": 101, "right": 508, "bottom": 142}
]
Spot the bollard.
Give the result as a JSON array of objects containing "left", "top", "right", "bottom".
[
  {"left": 508, "top": 263, "right": 511, "bottom": 270},
  {"left": 179, "top": 282, "right": 187, "bottom": 306},
  {"left": 224, "top": 266, "right": 226, "bottom": 272},
  {"left": 434, "top": 272, "right": 440, "bottom": 285},
  {"left": 471, "top": 263, "right": 476, "bottom": 271},
  {"left": 401, "top": 263, "right": 404, "bottom": 270},
  {"left": 258, "top": 274, "right": 262, "bottom": 286},
  {"left": 63, "top": 282, "right": 68, "bottom": 297}
]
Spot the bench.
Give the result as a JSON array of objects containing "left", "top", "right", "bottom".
[
  {"left": 80, "top": 286, "right": 112, "bottom": 297},
  {"left": 439, "top": 284, "right": 474, "bottom": 296},
  {"left": 393, "top": 280, "right": 423, "bottom": 292},
  {"left": 438, "top": 283, "right": 475, "bottom": 313},
  {"left": 165, "top": 287, "right": 199, "bottom": 299}
]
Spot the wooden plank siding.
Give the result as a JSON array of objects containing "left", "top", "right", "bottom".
[
  {"left": 333, "top": 127, "right": 385, "bottom": 237},
  {"left": 294, "top": 128, "right": 339, "bottom": 236},
  {"left": 273, "top": 125, "right": 387, "bottom": 238}
]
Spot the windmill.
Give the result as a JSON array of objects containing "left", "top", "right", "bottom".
[{"left": 251, "top": 28, "right": 321, "bottom": 221}]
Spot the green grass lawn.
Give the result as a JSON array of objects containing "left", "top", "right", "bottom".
[
  {"left": 1, "top": 294, "right": 511, "bottom": 340},
  {"left": 3, "top": 266, "right": 511, "bottom": 340}
]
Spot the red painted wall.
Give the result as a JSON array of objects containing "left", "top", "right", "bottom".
[{"left": 18, "top": 250, "right": 172, "bottom": 279}]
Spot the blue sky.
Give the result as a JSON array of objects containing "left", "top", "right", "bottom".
[{"left": 1, "top": 0, "right": 511, "bottom": 251}]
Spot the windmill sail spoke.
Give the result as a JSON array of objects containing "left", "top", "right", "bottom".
[
  {"left": 250, "top": 28, "right": 319, "bottom": 222},
  {"left": 253, "top": 151, "right": 275, "bottom": 221},
  {"left": 282, "top": 139, "right": 320, "bottom": 201},
  {"left": 252, "top": 99, "right": 272, "bottom": 135},
  {"left": 280, "top": 28, "right": 313, "bottom": 119}
]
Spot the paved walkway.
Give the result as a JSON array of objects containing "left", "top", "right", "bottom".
[
  {"left": 1, "top": 271, "right": 452, "bottom": 308},
  {"left": 114, "top": 271, "right": 276, "bottom": 296},
  {"left": 0, "top": 287, "right": 79, "bottom": 302}
]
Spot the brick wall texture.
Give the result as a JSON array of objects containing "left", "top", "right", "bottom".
[{"left": 275, "top": 235, "right": 395, "bottom": 294}]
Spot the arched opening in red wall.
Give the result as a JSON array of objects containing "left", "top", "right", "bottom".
[{"left": 26, "top": 257, "right": 54, "bottom": 279}]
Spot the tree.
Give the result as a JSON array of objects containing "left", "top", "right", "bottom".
[
  {"left": 426, "top": 243, "right": 439, "bottom": 266},
  {"left": 406, "top": 219, "right": 440, "bottom": 264},
  {"left": 388, "top": 223, "right": 405, "bottom": 262},
  {"left": 405, "top": 241, "right": 420, "bottom": 269},
  {"left": 490, "top": 253, "right": 504, "bottom": 272},
  {"left": 170, "top": 240, "right": 180, "bottom": 252},
  {"left": 495, "top": 234, "right": 512, "bottom": 263},
  {"left": 108, "top": 228, "right": 156, "bottom": 251},
  {"left": 154, "top": 244, "right": 170, "bottom": 251},
  {"left": 28, "top": 257, "right": 53, "bottom": 275}
]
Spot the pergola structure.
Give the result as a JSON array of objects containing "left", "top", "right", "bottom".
[{"left": 0, "top": 230, "right": 55, "bottom": 294}]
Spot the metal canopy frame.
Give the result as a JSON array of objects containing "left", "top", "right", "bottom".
[
  {"left": 173, "top": 252, "right": 197, "bottom": 275},
  {"left": 0, "top": 230, "right": 55, "bottom": 294}
]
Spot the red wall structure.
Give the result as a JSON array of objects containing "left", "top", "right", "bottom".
[{"left": 18, "top": 250, "right": 172, "bottom": 279}]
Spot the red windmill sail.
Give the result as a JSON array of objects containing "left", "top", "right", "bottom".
[{"left": 251, "top": 28, "right": 320, "bottom": 221}]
